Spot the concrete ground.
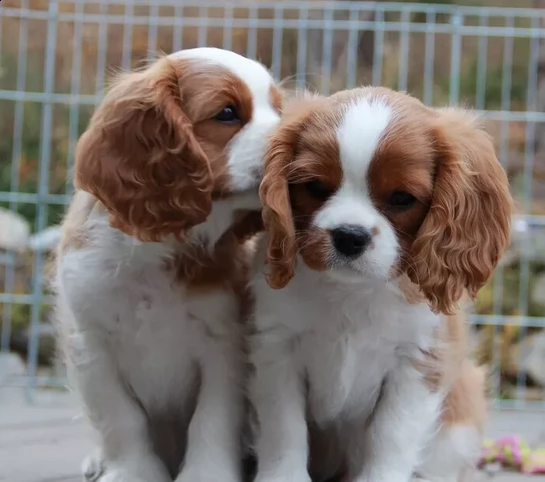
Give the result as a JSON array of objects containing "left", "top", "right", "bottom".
[{"left": 0, "top": 387, "right": 544, "bottom": 482}]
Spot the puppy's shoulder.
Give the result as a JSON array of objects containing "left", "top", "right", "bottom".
[{"left": 57, "top": 190, "right": 104, "bottom": 256}]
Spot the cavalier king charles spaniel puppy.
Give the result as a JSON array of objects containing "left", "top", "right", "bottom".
[
  {"left": 54, "top": 48, "right": 280, "bottom": 482},
  {"left": 248, "top": 87, "right": 512, "bottom": 482}
]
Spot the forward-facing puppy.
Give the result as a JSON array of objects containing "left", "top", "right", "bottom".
[
  {"left": 54, "top": 48, "right": 281, "bottom": 482},
  {"left": 249, "top": 87, "right": 512, "bottom": 482}
]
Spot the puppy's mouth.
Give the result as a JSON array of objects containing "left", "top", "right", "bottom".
[{"left": 326, "top": 265, "right": 368, "bottom": 284}]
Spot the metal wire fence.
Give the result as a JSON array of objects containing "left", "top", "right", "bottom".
[{"left": 0, "top": 0, "right": 544, "bottom": 408}]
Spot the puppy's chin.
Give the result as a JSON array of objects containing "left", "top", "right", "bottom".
[
  {"left": 324, "top": 266, "right": 367, "bottom": 284},
  {"left": 320, "top": 257, "right": 392, "bottom": 285}
]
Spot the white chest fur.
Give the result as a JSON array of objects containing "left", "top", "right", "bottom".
[
  {"left": 251, "top": 248, "right": 439, "bottom": 426},
  {"left": 58, "top": 234, "right": 239, "bottom": 412},
  {"left": 55, "top": 203, "right": 249, "bottom": 482}
]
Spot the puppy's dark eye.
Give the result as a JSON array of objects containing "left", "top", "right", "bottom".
[
  {"left": 305, "top": 180, "right": 334, "bottom": 201},
  {"left": 213, "top": 105, "right": 240, "bottom": 123},
  {"left": 388, "top": 190, "right": 416, "bottom": 208}
]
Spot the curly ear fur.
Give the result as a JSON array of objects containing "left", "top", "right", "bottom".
[
  {"left": 259, "top": 93, "right": 322, "bottom": 289},
  {"left": 259, "top": 125, "right": 298, "bottom": 289},
  {"left": 408, "top": 108, "right": 513, "bottom": 314},
  {"left": 75, "top": 56, "right": 213, "bottom": 242}
]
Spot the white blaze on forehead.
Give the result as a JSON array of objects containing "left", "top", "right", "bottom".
[
  {"left": 169, "top": 47, "right": 274, "bottom": 105},
  {"left": 314, "top": 96, "right": 399, "bottom": 278},
  {"left": 336, "top": 97, "right": 392, "bottom": 187},
  {"left": 315, "top": 97, "right": 392, "bottom": 230}
]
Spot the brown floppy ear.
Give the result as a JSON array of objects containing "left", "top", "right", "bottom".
[
  {"left": 74, "top": 57, "right": 212, "bottom": 242},
  {"left": 408, "top": 108, "right": 513, "bottom": 314},
  {"left": 259, "top": 122, "right": 299, "bottom": 289},
  {"left": 260, "top": 92, "right": 328, "bottom": 289}
]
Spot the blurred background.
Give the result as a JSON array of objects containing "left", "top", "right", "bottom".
[{"left": 0, "top": 0, "right": 544, "bottom": 480}]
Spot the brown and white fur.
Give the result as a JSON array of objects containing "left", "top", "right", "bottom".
[
  {"left": 248, "top": 88, "right": 512, "bottom": 482},
  {"left": 54, "top": 48, "right": 280, "bottom": 482}
]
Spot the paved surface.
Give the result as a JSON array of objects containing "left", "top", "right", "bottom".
[
  {"left": 0, "top": 388, "right": 93, "bottom": 482},
  {"left": 1, "top": 387, "right": 544, "bottom": 482}
]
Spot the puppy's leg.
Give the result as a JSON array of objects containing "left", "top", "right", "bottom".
[
  {"left": 412, "top": 425, "right": 480, "bottom": 482},
  {"left": 70, "top": 333, "right": 170, "bottom": 482},
  {"left": 250, "top": 337, "right": 311, "bottom": 482},
  {"left": 82, "top": 450, "right": 105, "bottom": 482},
  {"left": 415, "top": 362, "right": 486, "bottom": 482},
  {"left": 175, "top": 339, "right": 244, "bottom": 482},
  {"left": 347, "top": 362, "right": 443, "bottom": 482}
]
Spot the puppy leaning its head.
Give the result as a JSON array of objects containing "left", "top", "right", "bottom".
[
  {"left": 249, "top": 87, "right": 511, "bottom": 482},
  {"left": 55, "top": 48, "right": 280, "bottom": 482},
  {"left": 75, "top": 47, "right": 281, "bottom": 243}
]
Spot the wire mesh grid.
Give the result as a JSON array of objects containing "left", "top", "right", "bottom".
[{"left": 0, "top": 0, "right": 544, "bottom": 407}]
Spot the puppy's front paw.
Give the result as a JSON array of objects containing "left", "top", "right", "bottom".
[
  {"left": 81, "top": 452, "right": 105, "bottom": 482},
  {"left": 99, "top": 459, "right": 171, "bottom": 482}
]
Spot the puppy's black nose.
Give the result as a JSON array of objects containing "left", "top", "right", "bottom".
[{"left": 331, "top": 225, "right": 372, "bottom": 258}]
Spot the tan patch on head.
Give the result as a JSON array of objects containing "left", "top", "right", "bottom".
[
  {"left": 365, "top": 97, "right": 436, "bottom": 276},
  {"left": 180, "top": 61, "right": 255, "bottom": 199},
  {"left": 286, "top": 114, "right": 343, "bottom": 272}
]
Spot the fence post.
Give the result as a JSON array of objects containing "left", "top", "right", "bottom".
[
  {"left": 449, "top": 10, "right": 462, "bottom": 105},
  {"left": 534, "top": 0, "right": 545, "bottom": 155},
  {"left": 25, "top": 0, "right": 59, "bottom": 403}
]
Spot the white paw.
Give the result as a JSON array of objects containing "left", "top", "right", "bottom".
[{"left": 82, "top": 452, "right": 105, "bottom": 482}]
